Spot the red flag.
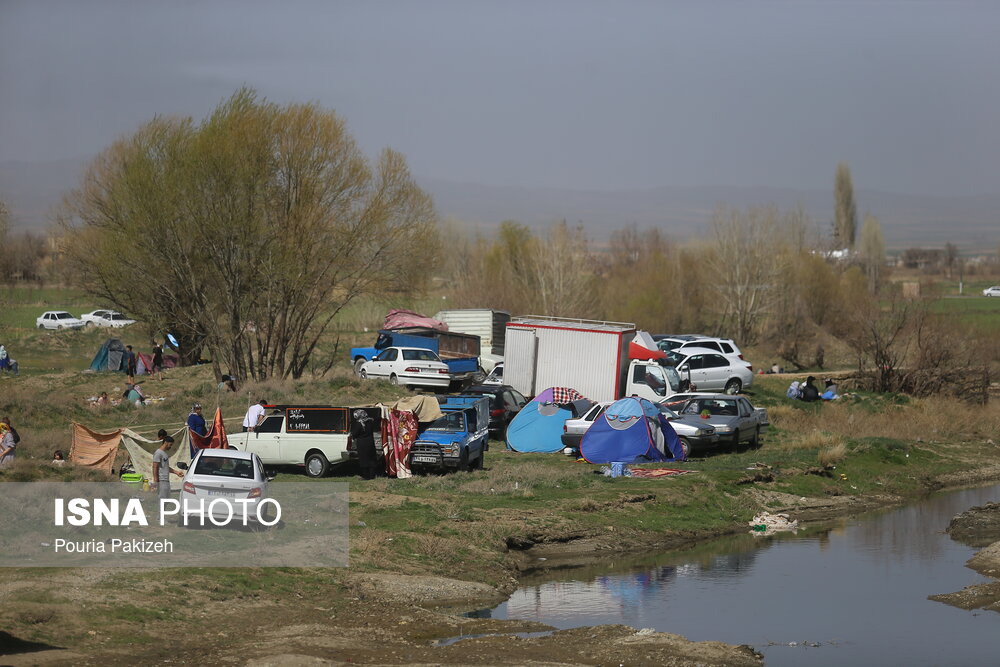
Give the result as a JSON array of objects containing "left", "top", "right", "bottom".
[{"left": 190, "top": 407, "right": 230, "bottom": 451}]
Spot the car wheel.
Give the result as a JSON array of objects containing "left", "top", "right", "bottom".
[
  {"left": 359, "top": 369, "right": 368, "bottom": 380},
  {"left": 57, "top": 324, "right": 64, "bottom": 330},
  {"left": 86, "top": 321, "right": 95, "bottom": 328},
  {"left": 459, "top": 447, "right": 471, "bottom": 472},
  {"left": 749, "top": 426, "right": 761, "bottom": 449},
  {"left": 37, "top": 323, "right": 44, "bottom": 329},
  {"left": 678, "top": 437, "right": 692, "bottom": 459},
  {"left": 305, "top": 452, "right": 330, "bottom": 478},
  {"left": 389, "top": 374, "right": 399, "bottom": 386},
  {"left": 354, "top": 358, "right": 366, "bottom": 376},
  {"left": 472, "top": 450, "right": 485, "bottom": 470},
  {"left": 472, "top": 366, "right": 486, "bottom": 383},
  {"left": 724, "top": 378, "right": 742, "bottom": 395}
]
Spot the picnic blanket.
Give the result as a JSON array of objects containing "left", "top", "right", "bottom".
[{"left": 628, "top": 468, "right": 695, "bottom": 478}]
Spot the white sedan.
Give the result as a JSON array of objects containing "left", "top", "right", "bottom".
[
  {"left": 177, "top": 449, "right": 274, "bottom": 526},
  {"left": 359, "top": 346, "right": 452, "bottom": 388},
  {"left": 36, "top": 311, "right": 87, "bottom": 330},
  {"left": 80, "top": 310, "right": 136, "bottom": 328},
  {"left": 983, "top": 286, "right": 1000, "bottom": 297}
]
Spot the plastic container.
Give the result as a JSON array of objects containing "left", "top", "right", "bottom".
[{"left": 121, "top": 473, "right": 145, "bottom": 490}]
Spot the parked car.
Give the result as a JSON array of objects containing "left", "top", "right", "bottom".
[
  {"left": 177, "top": 449, "right": 273, "bottom": 524},
  {"left": 562, "top": 400, "right": 719, "bottom": 455},
  {"left": 80, "top": 310, "right": 136, "bottom": 328},
  {"left": 358, "top": 346, "right": 452, "bottom": 389},
  {"left": 36, "top": 311, "right": 86, "bottom": 330},
  {"left": 656, "top": 335, "right": 744, "bottom": 359},
  {"left": 673, "top": 394, "right": 769, "bottom": 449},
  {"left": 228, "top": 404, "right": 352, "bottom": 477},
  {"left": 983, "top": 286, "right": 1000, "bottom": 297},
  {"left": 460, "top": 383, "right": 529, "bottom": 440},
  {"left": 664, "top": 346, "right": 754, "bottom": 394},
  {"left": 410, "top": 396, "right": 490, "bottom": 472},
  {"left": 482, "top": 361, "right": 504, "bottom": 385}
]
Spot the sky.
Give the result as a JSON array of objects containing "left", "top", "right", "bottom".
[{"left": 1, "top": 0, "right": 998, "bottom": 197}]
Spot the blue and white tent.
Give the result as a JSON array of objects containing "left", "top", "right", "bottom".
[
  {"left": 580, "top": 396, "right": 685, "bottom": 464},
  {"left": 506, "top": 387, "right": 591, "bottom": 453}
]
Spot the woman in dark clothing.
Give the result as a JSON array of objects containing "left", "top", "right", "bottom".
[
  {"left": 350, "top": 409, "right": 379, "bottom": 480},
  {"left": 151, "top": 343, "right": 164, "bottom": 381},
  {"left": 800, "top": 376, "right": 821, "bottom": 402}
]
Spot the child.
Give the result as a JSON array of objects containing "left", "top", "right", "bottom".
[{"left": 52, "top": 450, "right": 66, "bottom": 466}]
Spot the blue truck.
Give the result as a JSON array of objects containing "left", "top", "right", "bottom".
[
  {"left": 409, "top": 396, "right": 490, "bottom": 472},
  {"left": 350, "top": 327, "right": 483, "bottom": 385}
]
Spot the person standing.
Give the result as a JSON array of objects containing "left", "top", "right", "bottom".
[
  {"left": 350, "top": 409, "right": 378, "bottom": 480},
  {"left": 0, "top": 421, "right": 16, "bottom": 468},
  {"left": 151, "top": 431, "right": 183, "bottom": 501},
  {"left": 125, "top": 345, "right": 137, "bottom": 384},
  {"left": 242, "top": 399, "right": 267, "bottom": 432},
  {"left": 151, "top": 343, "right": 164, "bottom": 381},
  {"left": 187, "top": 403, "right": 207, "bottom": 436}
]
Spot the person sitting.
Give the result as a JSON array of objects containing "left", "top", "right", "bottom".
[
  {"left": 800, "top": 376, "right": 821, "bottom": 402},
  {"left": 821, "top": 378, "right": 839, "bottom": 401},
  {"left": 124, "top": 383, "right": 146, "bottom": 406},
  {"left": 51, "top": 450, "right": 66, "bottom": 466},
  {"left": 786, "top": 381, "right": 802, "bottom": 400}
]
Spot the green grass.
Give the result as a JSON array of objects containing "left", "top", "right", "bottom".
[{"left": 928, "top": 295, "right": 1000, "bottom": 331}]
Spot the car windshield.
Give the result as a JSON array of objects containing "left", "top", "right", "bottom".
[
  {"left": 193, "top": 455, "right": 255, "bottom": 479},
  {"left": 681, "top": 399, "right": 739, "bottom": 417},
  {"left": 56, "top": 312, "right": 73, "bottom": 319},
  {"left": 664, "top": 350, "right": 686, "bottom": 366},
  {"left": 425, "top": 411, "right": 465, "bottom": 432},
  {"left": 402, "top": 349, "right": 440, "bottom": 362},
  {"left": 657, "top": 404, "right": 680, "bottom": 419},
  {"left": 657, "top": 340, "right": 683, "bottom": 352}
]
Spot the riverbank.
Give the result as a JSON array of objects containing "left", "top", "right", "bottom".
[{"left": 2, "top": 369, "right": 1000, "bottom": 665}]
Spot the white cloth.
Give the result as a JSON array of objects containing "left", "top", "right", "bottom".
[{"left": 243, "top": 403, "right": 266, "bottom": 429}]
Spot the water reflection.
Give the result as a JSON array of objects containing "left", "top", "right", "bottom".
[{"left": 492, "top": 484, "right": 1000, "bottom": 666}]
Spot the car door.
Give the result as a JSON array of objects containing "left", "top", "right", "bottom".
[
  {"left": 242, "top": 414, "right": 283, "bottom": 464},
  {"left": 736, "top": 398, "right": 753, "bottom": 441},
  {"left": 369, "top": 348, "right": 396, "bottom": 378},
  {"left": 701, "top": 354, "right": 732, "bottom": 391},
  {"left": 682, "top": 354, "right": 710, "bottom": 389}
]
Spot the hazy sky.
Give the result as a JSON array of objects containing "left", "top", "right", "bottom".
[{"left": 1, "top": 0, "right": 997, "bottom": 196}]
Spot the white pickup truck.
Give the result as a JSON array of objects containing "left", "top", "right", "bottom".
[{"left": 227, "top": 405, "right": 352, "bottom": 477}]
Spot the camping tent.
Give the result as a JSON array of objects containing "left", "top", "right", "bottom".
[
  {"left": 506, "top": 387, "right": 592, "bottom": 453},
  {"left": 89, "top": 338, "right": 127, "bottom": 372},
  {"left": 580, "top": 396, "right": 685, "bottom": 464}
]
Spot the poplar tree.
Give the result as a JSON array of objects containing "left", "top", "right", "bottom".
[{"left": 834, "top": 162, "right": 857, "bottom": 249}]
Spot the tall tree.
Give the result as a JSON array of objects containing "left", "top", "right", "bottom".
[
  {"left": 59, "top": 88, "right": 438, "bottom": 380},
  {"left": 834, "top": 162, "right": 857, "bottom": 249},
  {"left": 858, "top": 213, "right": 886, "bottom": 293}
]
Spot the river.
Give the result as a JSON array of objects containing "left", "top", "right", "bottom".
[{"left": 485, "top": 484, "right": 1000, "bottom": 666}]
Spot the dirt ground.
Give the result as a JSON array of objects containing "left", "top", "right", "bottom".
[
  {"left": 929, "top": 501, "right": 1000, "bottom": 614},
  {"left": 6, "top": 468, "right": 1000, "bottom": 666}
]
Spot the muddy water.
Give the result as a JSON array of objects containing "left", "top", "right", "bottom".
[{"left": 487, "top": 484, "right": 1000, "bottom": 666}]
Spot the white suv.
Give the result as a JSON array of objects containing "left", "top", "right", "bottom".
[
  {"left": 664, "top": 346, "right": 754, "bottom": 394},
  {"left": 655, "top": 335, "right": 744, "bottom": 359}
]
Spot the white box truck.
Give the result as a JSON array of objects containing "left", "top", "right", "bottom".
[
  {"left": 434, "top": 309, "right": 511, "bottom": 373},
  {"left": 504, "top": 316, "right": 684, "bottom": 403}
]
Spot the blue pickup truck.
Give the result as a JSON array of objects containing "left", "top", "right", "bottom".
[
  {"left": 409, "top": 396, "right": 490, "bottom": 472},
  {"left": 351, "top": 328, "right": 482, "bottom": 385}
]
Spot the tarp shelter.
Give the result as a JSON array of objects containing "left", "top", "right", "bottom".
[
  {"left": 383, "top": 308, "right": 449, "bottom": 331},
  {"left": 390, "top": 395, "right": 444, "bottom": 423},
  {"left": 135, "top": 351, "right": 180, "bottom": 375},
  {"left": 89, "top": 338, "right": 127, "bottom": 372},
  {"left": 70, "top": 423, "right": 192, "bottom": 479},
  {"left": 580, "top": 396, "right": 685, "bottom": 464},
  {"left": 506, "top": 387, "right": 593, "bottom": 453}
]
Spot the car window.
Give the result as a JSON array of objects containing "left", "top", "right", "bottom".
[
  {"left": 402, "top": 349, "right": 439, "bottom": 362},
  {"left": 256, "top": 415, "right": 283, "bottom": 433},
  {"left": 738, "top": 399, "right": 750, "bottom": 417},
  {"left": 657, "top": 339, "right": 683, "bottom": 352},
  {"left": 719, "top": 342, "right": 734, "bottom": 354},
  {"left": 375, "top": 348, "right": 397, "bottom": 361},
  {"left": 194, "top": 455, "right": 254, "bottom": 478},
  {"left": 426, "top": 411, "right": 465, "bottom": 432},
  {"left": 56, "top": 312, "right": 73, "bottom": 319},
  {"left": 704, "top": 354, "right": 728, "bottom": 368},
  {"left": 683, "top": 399, "right": 738, "bottom": 416},
  {"left": 110, "top": 314, "right": 128, "bottom": 321},
  {"left": 586, "top": 405, "right": 607, "bottom": 422},
  {"left": 255, "top": 457, "right": 266, "bottom": 479},
  {"left": 686, "top": 355, "right": 704, "bottom": 370},
  {"left": 510, "top": 390, "right": 527, "bottom": 407}
]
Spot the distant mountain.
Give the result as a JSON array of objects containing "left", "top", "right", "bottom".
[{"left": 2, "top": 159, "right": 997, "bottom": 251}]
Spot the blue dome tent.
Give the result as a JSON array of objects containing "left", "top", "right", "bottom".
[
  {"left": 580, "top": 396, "right": 685, "bottom": 464},
  {"left": 506, "top": 387, "right": 591, "bottom": 453}
]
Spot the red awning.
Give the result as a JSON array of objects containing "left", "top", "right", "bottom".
[{"left": 629, "top": 342, "right": 666, "bottom": 360}]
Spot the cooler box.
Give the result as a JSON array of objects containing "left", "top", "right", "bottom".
[{"left": 120, "top": 473, "right": 145, "bottom": 489}]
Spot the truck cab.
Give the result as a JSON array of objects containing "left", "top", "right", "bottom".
[
  {"left": 624, "top": 359, "right": 685, "bottom": 402},
  {"left": 409, "top": 396, "right": 490, "bottom": 472},
  {"left": 228, "top": 405, "right": 351, "bottom": 478}
]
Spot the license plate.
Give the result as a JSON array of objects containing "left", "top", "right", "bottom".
[
  {"left": 412, "top": 455, "right": 438, "bottom": 463},
  {"left": 207, "top": 489, "right": 237, "bottom": 496}
]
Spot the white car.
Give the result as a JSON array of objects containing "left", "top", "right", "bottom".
[
  {"left": 36, "top": 311, "right": 86, "bottom": 330},
  {"left": 359, "top": 346, "right": 452, "bottom": 389},
  {"left": 656, "top": 335, "right": 744, "bottom": 359},
  {"left": 80, "top": 309, "right": 136, "bottom": 328},
  {"left": 177, "top": 449, "right": 273, "bottom": 525},
  {"left": 983, "top": 286, "right": 1000, "bottom": 297},
  {"left": 664, "top": 346, "right": 754, "bottom": 394},
  {"left": 482, "top": 361, "right": 504, "bottom": 385}
]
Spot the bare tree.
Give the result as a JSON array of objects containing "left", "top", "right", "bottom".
[
  {"left": 59, "top": 88, "right": 438, "bottom": 380},
  {"left": 527, "top": 221, "right": 598, "bottom": 318},
  {"left": 858, "top": 213, "right": 886, "bottom": 293},
  {"left": 834, "top": 162, "right": 857, "bottom": 249}
]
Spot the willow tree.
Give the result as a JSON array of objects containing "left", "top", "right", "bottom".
[{"left": 60, "top": 88, "right": 438, "bottom": 380}]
